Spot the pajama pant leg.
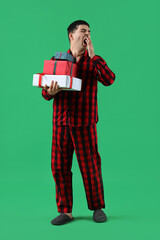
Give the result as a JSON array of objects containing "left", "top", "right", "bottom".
[
  {"left": 51, "top": 123, "right": 105, "bottom": 213},
  {"left": 70, "top": 123, "right": 105, "bottom": 210},
  {"left": 51, "top": 124, "right": 74, "bottom": 213}
]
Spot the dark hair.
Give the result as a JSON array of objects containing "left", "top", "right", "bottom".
[{"left": 67, "top": 20, "right": 90, "bottom": 42}]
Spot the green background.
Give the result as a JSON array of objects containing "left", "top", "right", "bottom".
[{"left": 0, "top": 0, "right": 159, "bottom": 239}]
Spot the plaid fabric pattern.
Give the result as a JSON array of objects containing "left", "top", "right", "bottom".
[{"left": 51, "top": 123, "right": 105, "bottom": 213}]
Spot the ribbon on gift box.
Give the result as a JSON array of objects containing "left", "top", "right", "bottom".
[
  {"left": 55, "top": 51, "right": 76, "bottom": 63},
  {"left": 37, "top": 73, "right": 45, "bottom": 87},
  {"left": 69, "top": 76, "right": 73, "bottom": 89},
  {"left": 53, "top": 60, "right": 74, "bottom": 77},
  {"left": 52, "top": 59, "right": 74, "bottom": 89},
  {"left": 37, "top": 73, "right": 73, "bottom": 89}
]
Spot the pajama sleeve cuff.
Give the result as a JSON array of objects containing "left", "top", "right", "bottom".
[
  {"left": 90, "top": 55, "right": 101, "bottom": 63},
  {"left": 42, "top": 88, "right": 55, "bottom": 100}
]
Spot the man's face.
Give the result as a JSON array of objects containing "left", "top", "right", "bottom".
[{"left": 69, "top": 24, "right": 91, "bottom": 50}]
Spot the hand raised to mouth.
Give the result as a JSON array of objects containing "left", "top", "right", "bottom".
[{"left": 85, "top": 37, "right": 95, "bottom": 59}]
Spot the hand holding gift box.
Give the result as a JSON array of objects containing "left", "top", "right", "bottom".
[
  {"left": 43, "top": 80, "right": 62, "bottom": 96},
  {"left": 33, "top": 74, "right": 82, "bottom": 91}
]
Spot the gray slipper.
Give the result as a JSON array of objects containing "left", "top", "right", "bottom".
[
  {"left": 51, "top": 213, "right": 74, "bottom": 225},
  {"left": 93, "top": 209, "right": 107, "bottom": 223}
]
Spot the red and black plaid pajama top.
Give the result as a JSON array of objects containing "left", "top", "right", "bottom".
[
  {"left": 41, "top": 49, "right": 116, "bottom": 213},
  {"left": 42, "top": 49, "right": 116, "bottom": 126}
]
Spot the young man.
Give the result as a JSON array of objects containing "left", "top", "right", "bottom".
[{"left": 42, "top": 20, "right": 116, "bottom": 225}]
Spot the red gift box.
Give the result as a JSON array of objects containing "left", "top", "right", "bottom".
[{"left": 43, "top": 60, "right": 77, "bottom": 77}]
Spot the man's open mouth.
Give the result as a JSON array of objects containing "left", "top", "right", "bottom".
[{"left": 83, "top": 38, "right": 87, "bottom": 45}]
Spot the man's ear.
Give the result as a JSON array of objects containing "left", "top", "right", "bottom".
[{"left": 69, "top": 32, "right": 73, "bottom": 42}]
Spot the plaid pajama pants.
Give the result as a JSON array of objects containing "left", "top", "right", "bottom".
[{"left": 51, "top": 123, "right": 105, "bottom": 213}]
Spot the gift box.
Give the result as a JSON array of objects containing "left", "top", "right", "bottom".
[
  {"left": 43, "top": 60, "right": 77, "bottom": 77},
  {"left": 32, "top": 74, "right": 82, "bottom": 91},
  {"left": 54, "top": 52, "right": 76, "bottom": 63}
]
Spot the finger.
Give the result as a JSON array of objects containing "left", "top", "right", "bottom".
[
  {"left": 49, "top": 81, "right": 53, "bottom": 91},
  {"left": 56, "top": 82, "right": 59, "bottom": 91},
  {"left": 44, "top": 84, "right": 48, "bottom": 90},
  {"left": 51, "top": 80, "right": 54, "bottom": 88},
  {"left": 86, "top": 38, "right": 90, "bottom": 46},
  {"left": 54, "top": 81, "right": 58, "bottom": 90},
  {"left": 52, "top": 81, "right": 56, "bottom": 90},
  {"left": 56, "top": 83, "right": 59, "bottom": 90},
  {"left": 86, "top": 37, "right": 91, "bottom": 43}
]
